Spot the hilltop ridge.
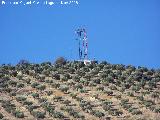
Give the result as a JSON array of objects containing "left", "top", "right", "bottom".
[{"left": 0, "top": 59, "right": 160, "bottom": 120}]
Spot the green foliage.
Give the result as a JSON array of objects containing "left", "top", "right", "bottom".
[
  {"left": 131, "top": 109, "right": 142, "bottom": 115},
  {"left": 23, "top": 101, "right": 33, "bottom": 106},
  {"left": 0, "top": 113, "right": 4, "bottom": 119},
  {"left": 51, "top": 82, "right": 60, "bottom": 88},
  {"left": 132, "top": 84, "right": 141, "bottom": 92},
  {"left": 17, "top": 83, "right": 25, "bottom": 88},
  {"left": 53, "top": 96, "right": 62, "bottom": 102},
  {"left": 61, "top": 76, "right": 68, "bottom": 81},
  {"left": 1, "top": 101, "right": 16, "bottom": 113},
  {"left": 59, "top": 85, "right": 69, "bottom": 93},
  {"left": 96, "top": 86, "right": 104, "bottom": 91},
  {"left": 104, "top": 90, "right": 113, "bottom": 96},
  {"left": 16, "top": 96, "right": 27, "bottom": 102},
  {"left": 103, "top": 104, "right": 111, "bottom": 111},
  {"left": 155, "top": 108, "right": 160, "bottom": 113},
  {"left": 45, "top": 79, "right": 53, "bottom": 83},
  {"left": 52, "top": 73, "right": 60, "bottom": 80},
  {"left": 115, "top": 94, "right": 121, "bottom": 99},
  {"left": 0, "top": 60, "right": 160, "bottom": 120},
  {"left": 31, "top": 82, "right": 39, "bottom": 88},
  {"left": 32, "top": 111, "right": 46, "bottom": 118},
  {"left": 79, "top": 88, "right": 87, "bottom": 93},
  {"left": 70, "top": 93, "right": 77, "bottom": 99},
  {"left": 36, "top": 84, "right": 46, "bottom": 90},
  {"left": 26, "top": 105, "right": 39, "bottom": 112},
  {"left": 92, "top": 110, "right": 104, "bottom": 118},
  {"left": 8, "top": 80, "right": 17, "bottom": 87},
  {"left": 137, "top": 95, "right": 144, "bottom": 101},
  {"left": 32, "top": 93, "right": 39, "bottom": 98},
  {"left": 55, "top": 57, "right": 66, "bottom": 66},
  {"left": 127, "top": 92, "right": 134, "bottom": 97},
  {"left": 52, "top": 111, "right": 65, "bottom": 118},
  {"left": 142, "top": 100, "right": 154, "bottom": 108},
  {"left": 121, "top": 99, "right": 129, "bottom": 104},
  {"left": 13, "top": 110, "right": 24, "bottom": 118}
]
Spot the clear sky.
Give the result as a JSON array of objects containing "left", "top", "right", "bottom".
[{"left": 0, "top": 0, "right": 160, "bottom": 68}]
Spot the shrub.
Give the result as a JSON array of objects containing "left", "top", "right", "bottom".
[
  {"left": 13, "top": 110, "right": 24, "bottom": 118},
  {"left": 32, "top": 111, "right": 45, "bottom": 118},
  {"left": 23, "top": 101, "right": 33, "bottom": 106},
  {"left": 16, "top": 96, "right": 27, "bottom": 102},
  {"left": 27, "top": 105, "right": 40, "bottom": 112},
  {"left": 137, "top": 95, "right": 144, "bottom": 101},
  {"left": 31, "top": 82, "right": 39, "bottom": 88},
  {"left": 127, "top": 92, "right": 134, "bottom": 97},
  {"left": 110, "top": 85, "right": 117, "bottom": 90},
  {"left": 119, "top": 87, "right": 125, "bottom": 92},
  {"left": 26, "top": 79, "right": 31, "bottom": 84},
  {"left": 80, "top": 89, "right": 87, "bottom": 93},
  {"left": 59, "top": 85, "right": 69, "bottom": 93},
  {"left": 18, "top": 59, "right": 29, "bottom": 65},
  {"left": 121, "top": 99, "right": 129, "bottom": 104},
  {"left": 53, "top": 96, "right": 62, "bottom": 102},
  {"left": 0, "top": 113, "right": 4, "bottom": 119},
  {"left": 74, "top": 84, "right": 83, "bottom": 90},
  {"left": 105, "top": 90, "right": 113, "bottom": 96},
  {"left": 52, "top": 73, "right": 60, "bottom": 80},
  {"left": 17, "top": 83, "right": 25, "bottom": 88},
  {"left": 46, "top": 90, "right": 53, "bottom": 96},
  {"left": 131, "top": 109, "right": 142, "bottom": 115},
  {"left": 51, "top": 83, "right": 60, "bottom": 88},
  {"left": 155, "top": 108, "right": 160, "bottom": 113},
  {"left": 92, "top": 110, "right": 104, "bottom": 118},
  {"left": 122, "top": 104, "right": 132, "bottom": 110},
  {"left": 70, "top": 93, "right": 77, "bottom": 99},
  {"left": 55, "top": 57, "right": 66, "bottom": 65},
  {"left": 143, "top": 100, "right": 154, "bottom": 108},
  {"left": 36, "top": 84, "right": 46, "bottom": 90},
  {"left": 52, "top": 111, "right": 65, "bottom": 118},
  {"left": 68, "top": 68, "right": 75, "bottom": 74},
  {"left": 8, "top": 80, "right": 17, "bottom": 87},
  {"left": 0, "top": 83, "right": 8, "bottom": 88},
  {"left": 32, "top": 93, "right": 39, "bottom": 98},
  {"left": 128, "top": 107, "right": 134, "bottom": 113},
  {"left": 103, "top": 104, "right": 111, "bottom": 111},
  {"left": 61, "top": 76, "right": 68, "bottom": 82},
  {"left": 45, "top": 79, "right": 53, "bottom": 83},
  {"left": 4, "top": 88, "right": 12, "bottom": 93},
  {"left": 103, "top": 100, "right": 113, "bottom": 105},
  {"left": 96, "top": 86, "right": 104, "bottom": 91},
  {"left": 72, "top": 75, "right": 80, "bottom": 82},
  {"left": 115, "top": 110, "right": 123, "bottom": 116},
  {"left": 10, "top": 92, "right": 16, "bottom": 96},
  {"left": 39, "top": 98, "right": 47, "bottom": 103},
  {"left": 64, "top": 73, "right": 72, "bottom": 79},
  {"left": 115, "top": 94, "right": 121, "bottom": 99},
  {"left": 63, "top": 100, "right": 71, "bottom": 105},
  {"left": 46, "top": 105, "right": 55, "bottom": 114},
  {"left": 93, "top": 79, "right": 101, "bottom": 84}
]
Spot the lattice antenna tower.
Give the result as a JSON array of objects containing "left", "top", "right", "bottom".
[{"left": 75, "top": 28, "right": 88, "bottom": 60}]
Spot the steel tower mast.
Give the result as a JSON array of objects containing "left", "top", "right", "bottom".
[{"left": 75, "top": 28, "right": 88, "bottom": 61}]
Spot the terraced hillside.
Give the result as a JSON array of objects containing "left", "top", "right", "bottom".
[{"left": 0, "top": 59, "right": 160, "bottom": 120}]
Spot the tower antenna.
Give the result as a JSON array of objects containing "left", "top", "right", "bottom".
[{"left": 75, "top": 28, "right": 90, "bottom": 64}]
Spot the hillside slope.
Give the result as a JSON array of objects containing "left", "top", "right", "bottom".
[{"left": 0, "top": 61, "right": 160, "bottom": 120}]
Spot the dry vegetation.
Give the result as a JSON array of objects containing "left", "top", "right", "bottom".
[{"left": 0, "top": 59, "right": 160, "bottom": 120}]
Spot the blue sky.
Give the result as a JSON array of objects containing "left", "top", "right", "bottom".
[{"left": 0, "top": 0, "right": 160, "bottom": 68}]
